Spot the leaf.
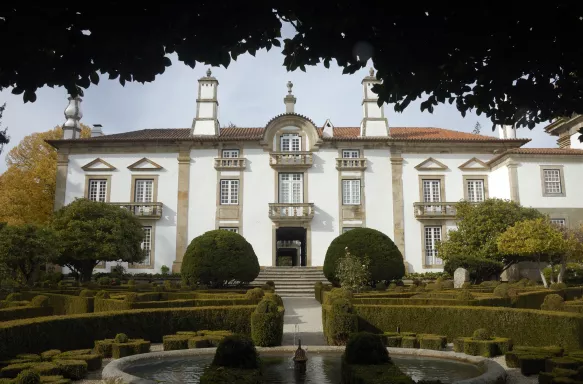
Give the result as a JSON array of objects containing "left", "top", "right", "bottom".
[
  {"left": 11, "top": 87, "right": 24, "bottom": 95},
  {"left": 89, "top": 71, "right": 99, "bottom": 85},
  {"left": 163, "top": 56, "right": 172, "bottom": 67}
]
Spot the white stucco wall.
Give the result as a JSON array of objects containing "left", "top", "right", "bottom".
[
  {"left": 242, "top": 146, "right": 276, "bottom": 266},
  {"left": 187, "top": 149, "right": 217, "bottom": 242},
  {"left": 65, "top": 153, "right": 179, "bottom": 273},
  {"left": 516, "top": 160, "right": 583, "bottom": 208},
  {"left": 401, "top": 153, "right": 493, "bottom": 273},
  {"left": 309, "top": 148, "right": 339, "bottom": 266},
  {"left": 489, "top": 164, "right": 511, "bottom": 200},
  {"left": 364, "top": 148, "right": 393, "bottom": 242}
]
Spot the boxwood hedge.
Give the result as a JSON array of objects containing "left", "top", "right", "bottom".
[
  {"left": 94, "top": 297, "right": 256, "bottom": 312},
  {"left": 0, "top": 306, "right": 256, "bottom": 359},
  {"left": 354, "top": 305, "right": 583, "bottom": 349},
  {"left": 0, "top": 306, "right": 53, "bottom": 322},
  {"left": 20, "top": 293, "right": 93, "bottom": 315}
]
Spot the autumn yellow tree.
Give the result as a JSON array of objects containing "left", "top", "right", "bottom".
[{"left": 0, "top": 125, "right": 91, "bottom": 225}]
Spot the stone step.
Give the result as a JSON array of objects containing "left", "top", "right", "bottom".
[
  {"left": 277, "top": 292, "right": 314, "bottom": 298},
  {"left": 253, "top": 281, "right": 323, "bottom": 286},
  {"left": 256, "top": 274, "right": 326, "bottom": 278}
]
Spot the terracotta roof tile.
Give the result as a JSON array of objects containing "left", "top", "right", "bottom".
[
  {"left": 389, "top": 127, "right": 502, "bottom": 141},
  {"left": 218, "top": 127, "right": 263, "bottom": 138}
]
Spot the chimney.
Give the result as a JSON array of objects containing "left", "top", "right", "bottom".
[
  {"left": 284, "top": 81, "right": 296, "bottom": 113},
  {"left": 360, "top": 68, "right": 389, "bottom": 137},
  {"left": 63, "top": 96, "right": 83, "bottom": 139},
  {"left": 498, "top": 125, "right": 516, "bottom": 139},
  {"left": 191, "top": 68, "right": 219, "bottom": 136},
  {"left": 322, "top": 119, "right": 334, "bottom": 137},
  {"left": 91, "top": 124, "right": 104, "bottom": 137}
]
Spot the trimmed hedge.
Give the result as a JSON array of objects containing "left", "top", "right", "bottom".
[
  {"left": 354, "top": 305, "right": 583, "bottom": 349},
  {"left": 453, "top": 337, "right": 512, "bottom": 357},
  {"left": 0, "top": 306, "right": 256, "bottom": 359},
  {"left": 94, "top": 297, "right": 256, "bottom": 312},
  {"left": 351, "top": 297, "right": 511, "bottom": 307},
  {"left": 19, "top": 293, "right": 93, "bottom": 315},
  {"left": 0, "top": 307, "right": 53, "bottom": 322},
  {"left": 250, "top": 301, "right": 284, "bottom": 347}
]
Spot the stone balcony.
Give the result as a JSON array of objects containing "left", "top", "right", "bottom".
[
  {"left": 214, "top": 157, "right": 246, "bottom": 170},
  {"left": 109, "top": 202, "right": 163, "bottom": 220},
  {"left": 413, "top": 202, "right": 457, "bottom": 220},
  {"left": 335, "top": 158, "right": 367, "bottom": 170},
  {"left": 269, "top": 152, "right": 313, "bottom": 170},
  {"left": 268, "top": 203, "right": 315, "bottom": 224}
]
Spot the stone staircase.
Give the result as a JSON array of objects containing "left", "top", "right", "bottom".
[{"left": 251, "top": 267, "right": 329, "bottom": 297}]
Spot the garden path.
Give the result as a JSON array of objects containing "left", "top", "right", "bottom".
[{"left": 281, "top": 297, "right": 327, "bottom": 346}]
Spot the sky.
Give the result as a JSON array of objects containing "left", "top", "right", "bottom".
[{"left": 0, "top": 43, "right": 556, "bottom": 174}]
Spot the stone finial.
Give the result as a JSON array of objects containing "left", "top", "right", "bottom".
[
  {"left": 206, "top": 68, "right": 212, "bottom": 77},
  {"left": 64, "top": 96, "right": 83, "bottom": 129},
  {"left": 287, "top": 80, "right": 293, "bottom": 95},
  {"left": 284, "top": 81, "right": 296, "bottom": 113},
  {"left": 369, "top": 67, "right": 375, "bottom": 76}
]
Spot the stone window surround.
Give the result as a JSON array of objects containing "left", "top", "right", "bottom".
[
  {"left": 462, "top": 175, "right": 490, "bottom": 201},
  {"left": 219, "top": 227, "right": 239, "bottom": 233},
  {"left": 84, "top": 175, "right": 112, "bottom": 202},
  {"left": 337, "top": 146, "right": 366, "bottom": 235},
  {"left": 418, "top": 175, "right": 446, "bottom": 202},
  {"left": 420, "top": 221, "right": 445, "bottom": 269},
  {"left": 341, "top": 179, "right": 362, "bottom": 205},
  {"left": 540, "top": 165, "right": 566, "bottom": 197},
  {"left": 215, "top": 145, "right": 244, "bottom": 234},
  {"left": 276, "top": 129, "right": 307, "bottom": 151},
  {"left": 130, "top": 175, "right": 159, "bottom": 203},
  {"left": 129, "top": 222, "right": 156, "bottom": 269}
]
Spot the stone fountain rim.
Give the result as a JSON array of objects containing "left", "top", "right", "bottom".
[{"left": 101, "top": 346, "right": 506, "bottom": 384}]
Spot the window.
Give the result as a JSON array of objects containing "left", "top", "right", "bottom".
[
  {"left": 134, "top": 179, "right": 154, "bottom": 203},
  {"left": 279, "top": 173, "right": 303, "bottom": 203},
  {"left": 220, "top": 180, "right": 239, "bottom": 205},
  {"left": 550, "top": 219, "right": 566, "bottom": 227},
  {"left": 342, "top": 227, "right": 357, "bottom": 233},
  {"left": 222, "top": 149, "right": 239, "bottom": 158},
  {"left": 281, "top": 133, "right": 301, "bottom": 152},
  {"left": 466, "top": 179, "right": 485, "bottom": 202},
  {"left": 342, "top": 150, "right": 360, "bottom": 158},
  {"left": 220, "top": 227, "right": 239, "bottom": 233},
  {"left": 139, "top": 226, "right": 152, "bottom": 266},
  {"left": 424, "top": 226, "right": 443, "bottom": 266},
  {"left": 342, "top": 180, "right": 361, "bottom": 205},
  {"left": 543, "top": 169, "right": 562, "bottom": 195},
  {"left": 422, "top": 180, "right": 441, "bottom": 203},
  {"left": 88, "top": 179, "right": 108, "bottom": 202}
]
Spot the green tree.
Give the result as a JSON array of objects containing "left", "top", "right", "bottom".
[
  {"left": 0, "top": 103, "right": 8, "bottom": 155},
  {"left": 553, "top": 224, "right": 583, "bottom": 284},
  {"left": 497, "top": 218, "right": 567, "bottom": 288},
  {"left": 0, "top": 224, "right": 59, "bottom": 286},
  {"left": 336, "top": 248, "right": 371, "bottom": 292},
  {"left": 324, "top": 228, "right": 404, "bottom": 286},
  {"left": 437, "top": 199, "right": 544, "bottom": 274},
  {"left": 181, "top": 230, "right": 260, "bottom": 287},
  {"left": 51, "top": 199, "right": 145, "bottom": 282}
]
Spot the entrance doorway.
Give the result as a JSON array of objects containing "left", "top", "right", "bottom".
[{"left": 275, "top": 227, "right": 307, "bottom": 266}]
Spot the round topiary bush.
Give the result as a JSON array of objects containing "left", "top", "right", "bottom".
[
  {"left": 181, "top": 230, "right": 260, "bottom": 287},
  {"left": 323, "top": 228, "right": 404, "bottom": 286},
  {"left": 550, "top": 282, "right": 568, "bottom": 291},
  {"left": 245, "top": 288, "right": 265, "bottom": 301},
  {"left": 255, "top": 298, "right": 279, "bottom": 314},
  {"left": 95, "top": 290, "right": 110, "bottom": 299},
  {"left": 212, "top": 335, "right": 259, "bottom": 369},
  {"left": 114, "top": 333, "right": 129, "bottom": 343},
  {"left": 493, "top": 283, "right": 518, "bottom": 299},
  {"left": 344, "top": 332, "right": 390, "bottom": 365},
  {"left": 456, "top": 290, "right": 474, "bottom": 301},
  {"left": 265, "top": 281, "right": 275, "bottom": 288},
  {"left": 472, "top": 328, "right": 491, "bottom": 340},
  {"left": 541, "top": 294, "right": 565, "bottom": 311},
  {"left": 14, "top": 369, "right": 40, "bottom": 384},
  {"left": 31, "top": 295, "right": 50, "bottom": 307},
  {"left": 79, "top": 289, "right": 96, "bottom": 298}
]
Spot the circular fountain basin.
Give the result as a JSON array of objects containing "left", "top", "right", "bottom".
[{"left": 102, "top": 346, "right": 506, "bottom": 384}]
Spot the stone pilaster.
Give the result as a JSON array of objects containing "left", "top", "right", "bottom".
[
  {"left": 54, "top": 150, "right": 69, "bottom": 211},
  {"left": 508, "top": 162, "right": 520, "bottom": 203},
  {"left": 390, "top": 154, "right": 406, "bottom": 267},
  {"left": 173, "top": 147, "right": 191, "bottom": 273}
]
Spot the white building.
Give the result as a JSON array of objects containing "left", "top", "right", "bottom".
[{"left": 49, "top": 69, "right": 583, "bottom": 274}]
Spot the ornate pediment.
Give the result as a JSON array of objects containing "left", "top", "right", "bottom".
[
  {"left": 458, "top": 157, "right": 489, "bottom": 171},
  {"left": 81, "top": 158, "right": 116, "bottom": 172},
  {"left": 127, "top": 158, "right": 163, "bottom": 171},
  {"left": 414, "top": 157, "right": 449, "bottom": 171}
]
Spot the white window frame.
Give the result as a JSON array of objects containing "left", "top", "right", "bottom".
[
  {"left": 278, "top": 173, "right": 303, "bottom": 203},
  {"left": 542, "top": 168, "right": 564, "bottom": 196},
  {"left": 139, "top": 226, "right": 152, "bottom": 267},
  {"left": 222, "top": 149, "right": 240, "bottom": 158},
  {"left": 134, "top": 179, "right": 154, "bottom": 203},
  {"left": 219, "top": 227, "right": 239, "bottom": 233},
  {"left": 220, "top": 179, "right": 239, "bottom": 205},
  {"left": 342, "top": 149, "right": 360, "bottom": 158},
  {"left": 342, "top": 179, "right": 361, "bottom": 205},
  {"left": 424, "top": 226, "right": 443, "bottom": 266},
  {"left": 466, "top": 179, "right": 485, "bottom": 202},
  {"left": 88, "top": 179, "right": 108, "bottom": 202},
  {"left": 280, "top": 133, "right": 301, "bottom": 152},
  {"left": 550, "top": 218, "right": 566, "bottom": 227}
]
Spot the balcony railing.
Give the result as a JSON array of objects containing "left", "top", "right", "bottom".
[
  {"left": 269, "top": 203, "right": 315, "bottom": 222},
  {"left": 413, "top": 202, "right": 457, "bottom": 219},
  {"left": 269, "top": 152, "right": 313, "bottom": 169},
  {"left": 336, "top": 158, "right": 367, "bottom": 170},
  {"left": 214, "top": 157, "right": 246, "bottom": 170},
  {"left": 109, "top": 202, "right": 163, "bottom": 219}
]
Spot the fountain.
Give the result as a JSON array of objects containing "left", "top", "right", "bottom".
[{"left": 293, "top": 339, "right": 308, "bottom": 373}]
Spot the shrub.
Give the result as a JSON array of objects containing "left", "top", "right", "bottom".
[
  {"left": 111, "top": 339, "right": 151, "bottom": 358},
  {"left": 472, "top": 328, "right": 491, "bottom": 340},
  {"left": 325, "top": 299, "right": 358, "bottom": 345},
  {"left": 163, "top": 335, "right": 190, "bottom": 351},
  {"left": 163, "top": 280, "right": 173, "bottom": 291},
  {"left": 54, "top": 360, "right": 87, "bottom": 380},
  {"left": 0, "top": 306, "right": 53, "bottom": 322},
  {"left": 251, "top": 299, "right": 283, "bottom": 347},
  {"left": 375, "top": 282, "right": 387, "bottom": 291},
  {"left": 97, "top": 277, "right": 110, "bottom": 286},
  {"left": 550, "top": 282, "right": 568, "bottom": 291},
  {"left": 127, "top": 279, "right": 135, "bottom": 287},
  {"left": 56, "top": 352, "right": 102, "bottom": 371},
  {"left": 7, "top": 293, "right": 22, "bottom": 302},
  {"left": 40, "top": 350, "right": 61, "bottom": 361},
  {"left": 125, "top": 293, "right": 138, "bottom": 302},
  {"left": 265, "top": 281, "right": 275, "bottom": 288},
  {"left": 261, "top": 283, "right": 274, "bottom": 292},
  {"left": 493, "top": 284, "right": 518, "bottom": 300},
  {"left": 181, "top": 230, "right": 260, "bottom": 287},
  {"left": 456, "top": 290, "right": 474, "bottom": 301},
  {"left": 212, "top": 335, "right": 259, "bottom": 369},
  {"left": 78, "top": 290, "right": 95, "bottom": 298},
  {"left": 245, "top": 288, "right": 264, "bottom": 301},
  {"left": 336, "top": 248, "right": 371, "bottom": 291},
  {"left": 160, "top": 265, "right": 170, "bottom": 276},
  {"left": 541, "top": 294, "right": 565, "bottom": 311},
  {"left": 324, "top": 228, "right": 404, "bottom": 286},
  {"left": 95, "top": 291, "right": 110, "bottom": 299},
  {"left": 30, "top": 296, "right": 50, "bottom": 308},
  {"left": 14, "top": 369, "right": 40, "bottom": 384},
  {"left": 444, "top": 256, "right": 504, "bottom": 284},
  {"left": 459, "top": 337, "right": 512, "bottom": 357},
  {"left": 344, "top": 332, "right": 389, "bottom": 365},
  {"left": 114, "top": 333, "right": 128, "bottom": 343}
]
